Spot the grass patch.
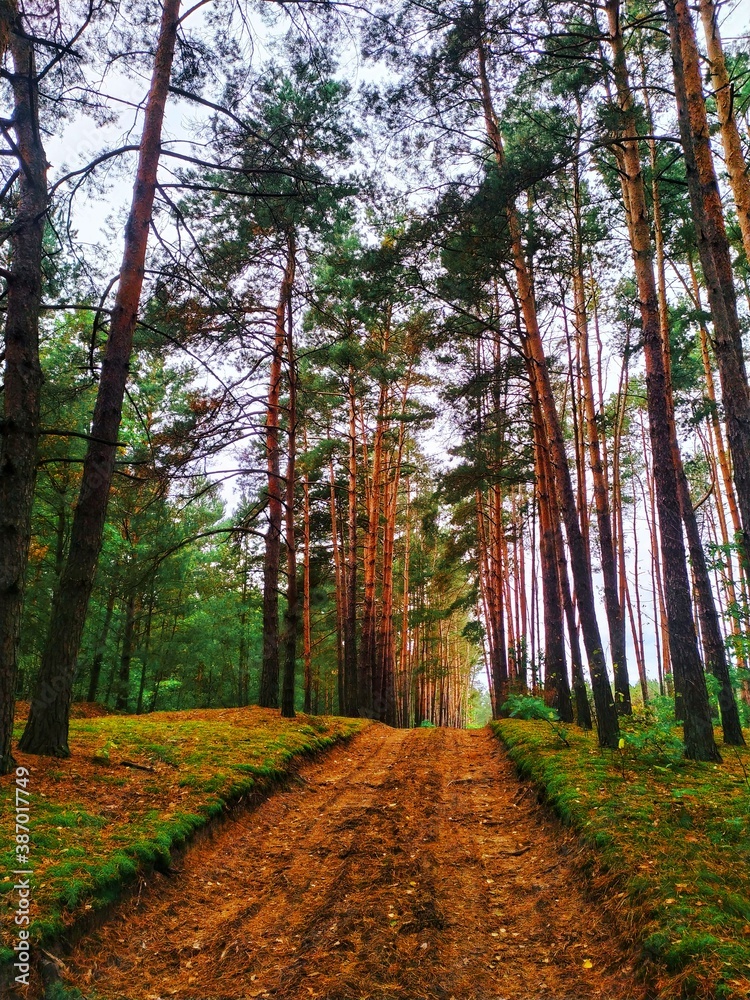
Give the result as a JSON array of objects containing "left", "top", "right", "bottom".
[
  {"left": 1, "top": 706, "right": 364, "bottom": 974},
  {"left": 491, "top": 719, "right": 750, "bottom": 999}
]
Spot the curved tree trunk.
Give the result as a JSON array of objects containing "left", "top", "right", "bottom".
[
  {"left": 19, "top": 0, "right": 181, "bottom": 758},
  {"left": 573, "top": 251, "right": 629, "bottom": 713}
]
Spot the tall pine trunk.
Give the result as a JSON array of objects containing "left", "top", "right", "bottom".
[
  {"left": 664, "top": 0, "right": 750, "bottom": 568},
  {"left": 476, "top": 34, "right": 619, "bottom": 747},
  {"left": 259, "top": 239, "right": 296, "bottom": 708},
  {"left": 605, "top": 0, "right": 719, "bottom": 761},
  {"left": 281, "top": 288, "right": 297, "bottom": 719},
  {"left": 328, "top": 453, "right": 346, "bottom": 714},
  {"left": 698, "top": 0, "right": 750, "bottom": 264},
  {"left": 115, "top": 594, "right": 137, "bottom": 713},
  {"left": 302, "top": 460, "right": 312, "bottom": 715},
  {"left": 87, "top": 587, "right": 117, "bottom": 704},
  {"left": 344, "top": 370, "right": 358, "bottom": 715},
  {"left": 359, "top": 368, "right": 387, "bottom": 717},
  {"left": 648, "top": 113, "right": 745, "bottom": 746},
  {"left": 532, "top": 387, "right": 573, "bottom": 723},
  {"left": 0, "top": 6, "right": 48, "bottom": 772},
  {"left": 377, "top": 379, "right": 408, "bottom": 725},
  {"left": 572, "top": 168, "right": 629, "bottom": 712},
  {"left": 19, "top": 0, "right": 181, "bottom": 757}
]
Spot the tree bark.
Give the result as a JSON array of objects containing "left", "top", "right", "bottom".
[
  {"left": 698, "top": 0, "right": 750, "bottom": 264},
  {"left": 344, "top": 370, "right": 358, "bottom": 716},
  {"left": 0, "top": 3, "right": 48, "bottom": 773},
  {"left": 281, "top": 284, "right": 297, "bottom": 719},
  {"left": 571, "top": 172, "right": 629, "bottom": 712},
  {"left": 135, "top": 591, "right": 154, "bottom": 715},
  {"left": 115, "top": 594, "right": 136, "bottom": 713},
  {"left": 302, "top": 461, "right": 312, "bottom": 715},
  {"left": 605, "top": 0, "right": 719, "bottom": 761},
  {"left": 477, "top": 34, "right": 619, "bottom": 747},
  {"left": 87, "top": 587, "right": 117, "bottom": 704},
  {"left": 19, "top": 0, "right": 181, "bottom": 757},
  {"left": 646, "top": 95, "right": 745, "bottom": 746},
  {"left": 531, "top": 375, "right": 573, "bottom": 721},
  {"left": 377, "top": 378, "right": 408, "bottom": 725},
  {"left": 665, "top": 0, "right": 750, "bottom": 568},
  {"left": 359, "top": 358, "right": 388, "bottom": 717},
  {"left": 259, "top": 239, "right": 296, "bottom": 709},
  {"left": 328, "top": 453, "right": 346, "bottom": 714}
]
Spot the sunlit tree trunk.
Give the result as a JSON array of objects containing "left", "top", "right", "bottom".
[
  {"left": 653, "top": 170, "right": 744, "bottom": 745},
  {"left": 360, "top": 331, "right": 388, "bottom": 716},
  {"left": 625, "top": 493, "right": 649, "bottom": 705},
  {"left": 328, "top": 454, "right": 346, "bottom": 714},
  {"left": 665, "top": 0, "right": 750, "bottom": 569},
  {"left": 530, "top": 374, "right": 573, "bottom": 721},
  {"left": 698, "top": 0, "right": 750, "bottom": 263},
  {"left": 398, "top": 477, "right": 412, "bottom": 726},
  {"left": 491, "top": 484, "right": 509, "bottom": 707},
  {"left": 640, "top": 431, "right": 671, "bottom": 695},
  {"left": 237, "top": 544, "right": 250, "bottom": 707},
  {"left": 378, "top": 378, "right": 409, "bottom": 724},
  {"left": 640, "top": 76, "right": 744, "bottom": 742},
  {"left": 686, "top": 255, "right": 747, "bottom": 598}
]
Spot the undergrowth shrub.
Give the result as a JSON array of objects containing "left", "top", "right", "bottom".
[
  {"left": 618, "top": 700, "right": 683, "bottom": 767},
  {"left": 501, "top": 695, "right": 570, "bottom": 746}
]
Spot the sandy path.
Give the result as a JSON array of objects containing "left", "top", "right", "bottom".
[{"left": 61, "top": 725, "right": 641, "bottom": 1000}]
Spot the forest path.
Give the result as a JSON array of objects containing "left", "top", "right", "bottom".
[{"left": 62, "top": 725, "right": 641, "bottom": 1000}]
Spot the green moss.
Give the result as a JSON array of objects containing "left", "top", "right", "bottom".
[{"left": 491, "top": 719, "right": 750, "bottom": 998}]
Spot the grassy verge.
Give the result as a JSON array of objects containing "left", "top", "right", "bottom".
[
  {"left": 491, "top": 718, "right": 750, "bottom": 1000},
  {"left": 1, "top": 706, "right": 364, "bottom": 974}
]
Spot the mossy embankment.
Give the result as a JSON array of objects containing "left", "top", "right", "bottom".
[
  {"left": 1, "top": 706, "right": 365, "bottom": 981},
  {"left": 492, "top": 718, "right": 750, "bottom": 999}
]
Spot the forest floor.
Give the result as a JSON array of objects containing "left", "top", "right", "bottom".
[{"left": 55, "top": 725, "right": 641, "bottom": 1000}]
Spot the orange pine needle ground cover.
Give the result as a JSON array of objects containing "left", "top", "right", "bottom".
[
  {"left": 493, "top": 719, "right": 750, "bottom": 1000},
  {"left": 1, "top": 706, "right": 364, "bottom": 978}
]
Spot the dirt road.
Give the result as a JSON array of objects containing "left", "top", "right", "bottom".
[{"left": 62, "top": 725, "right": 641, "bottom": 1000}]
